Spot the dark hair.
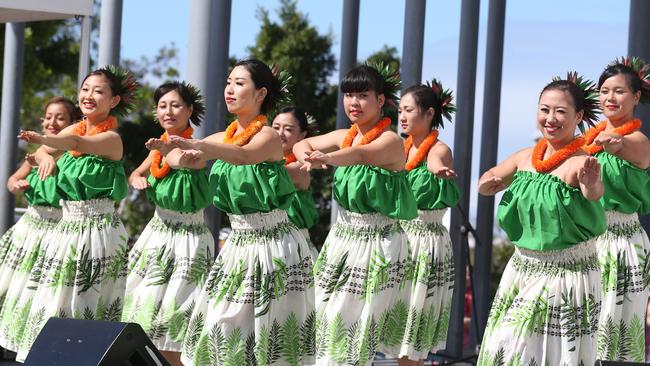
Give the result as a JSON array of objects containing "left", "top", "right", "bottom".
[
  {"left": 340, "top": 65, "right": 385, "bottom": 95},
  {"left": 154, "top": 81, "right": 205, "bottom": 126},
  {"left": 44, "top": 96, "right": 82, "bottom": 122},
  {"left": 276, "top": 106, "right": 319, "bottom": 137},
  {"left": 81, "top": 65, "right": 138, "bottom": 117},
  {"left": 402, "top": 85, "right": 443, "bottom": 130},
  {"left": 234, "top": 59, "right": 281, "bottom": 114},
  {"left": 598, "top": 63, "right": 642, "bottom": 94},
  {"left": 540, "top": 80, "right": 586, "bottom": 112}
]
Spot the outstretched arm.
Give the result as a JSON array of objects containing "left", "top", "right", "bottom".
[{"left": 478, "top": 148, "right": 529, "bottom": 195}]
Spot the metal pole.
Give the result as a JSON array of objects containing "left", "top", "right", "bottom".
[
  {"left": 332, "top": 0, "right": 360, "bottom": 225},
  {"left": 78, "top": 15, "right": 92, "bottom": 86},
  {"left": 335, "top": 0, "right": 360, "bottom": 130},
  {"left": 400, "top": 0, "right": 426, "bottom": 90},
  {"left": 628, "top": 0, "right": 650, "bottom": 233},
  {"left": 446, "top": 0, "right": 481, "bottom": 358},
  {"left": 98, "top": 0, "right": 123, "bottom": 67},
  {"left": 472, "top": 0, "right": 506, "bottom": 348},
  {"left": 187, "top": 0, "right": 231, "bottom": 240},
  {"left": 208, "top": 0, "right": 232, "bottom": 135},
  {"left": 0, "top": 23, "right": 25, "bottom": 234}
]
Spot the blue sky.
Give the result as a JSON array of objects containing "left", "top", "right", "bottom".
[{"left": 120, "top": 0, "right": 630, "bottom": 224}]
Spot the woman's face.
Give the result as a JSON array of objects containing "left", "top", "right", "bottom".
[
  {"left": 537, "top": 89, "right": 583, "bottom": 143},
  {"left": 78, "top": 74, "right": 120, "bottom": 120},
  {"left": 42, "top": 103, "right": 74, "bottom": 136},
  {"left": 156, "top": 90, "right": 193, "bottom": 135},
  {"left": 224, "top": 66, "right": 266, "bottom": 116},
  {"left": 272, "top": 112, "right": 306, "bottom": 153},
  {"left": 343, "top": 89, "right": 384, "bottom": 126},
  {"left": 398, "top": 92, "right": 433, "bottom": 136},
  {"left": 599, "top": 74, "right": 640, "bottom": 123}
]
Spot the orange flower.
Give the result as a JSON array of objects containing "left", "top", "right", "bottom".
[
  {"left": 404, "top": 129, "right": 439, "bottom": 171},
  {"left": 150, "top": 126, "right": 195, "bottom": 179},
  {"left": 284, "top": 152, "right": 297, "bottom": 165},
  {"left": 582, "top": 119, "right": 642, "bottom": 155},
  {"left": 69, "top": 116, "right": 118, "bottom": 157},
  {"left": 223, "top": 115, "right": 267, "bottom": 146},
  {"left": 531, "top": 136, "right": 585, "bottom": 173},
  {"left": 340, "top": 117, "right": 391, "bottom": 148}
]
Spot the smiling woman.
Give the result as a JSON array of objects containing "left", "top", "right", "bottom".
[
  {"left": 14, "top": 65, "right": 138, "bottom": 362},
  {"left": 476, "top": 73, "right": 606, "bottom": 366}
]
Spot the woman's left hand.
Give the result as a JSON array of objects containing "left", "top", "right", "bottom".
[
  {"left": 18, "top": 130, "right": 45, "bottom": 145},
  {"left": 303, "top": 150, "right": 329, "bottom": 170},
  {"left": 168, "top": 135, "right": 199, "bottom": 150},
  {"left": 578, "top": 156, "right": 601, "bottom": 187}
]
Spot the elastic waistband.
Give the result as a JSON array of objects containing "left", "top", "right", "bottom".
[
  {"left": 336, "top": 208, "right": 395, "bottom": 229},
  {"left": 61, "top": 198, "right": 115, "bottom": 219},
  {"left": 228, "top": 209, "right": 289, "bottom": 230},
  {"left": 155, "top": 206, "right": 204, "bottom": 225}
]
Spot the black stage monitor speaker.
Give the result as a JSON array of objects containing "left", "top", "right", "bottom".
[
  {"left": 24, "top": 318, "right": 171, "bottom": 366},
  {"left": 595, "top": 361, "right": 650, "bottom": 365}
]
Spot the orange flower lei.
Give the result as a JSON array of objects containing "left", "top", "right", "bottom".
[
  {"left": 531, "top": 136, "right": 585, "bottom": 173},
  {"left": 582, "top": 119, "right": 642, "bottom": 155},
  {"left": 340, "top": 117, "right": 391, "bottom": 148},
  {"left": 223, "top": 115, "right": 267, "bottom": 146},
  {"left": 284, "top": 152, "right": 297, "bottom": 165},
  {"left": 150, "top": 126, "right": 194, "bottom": 179},
  {"left": 69, "top": 116, "right": 118, "bottom": 157},
  {"left": 404, "top": 130, "right": 440, "bottom": 171}
]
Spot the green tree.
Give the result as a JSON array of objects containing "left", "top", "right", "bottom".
[
  {"left": 248, "top": 0, "right": 338, "bottom": 246},
  {"left": 364, "top": 45, "right": 400, "bottom": 74}
]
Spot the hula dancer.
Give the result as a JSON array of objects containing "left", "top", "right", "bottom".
[
  {"left": 272, "top": 107, "right": 320, "bottom": 253},
  {"left": 16, "top": 65, "right": 137, "bottom": 361},
  {"left": 0, "top": 97, "right": 79, "bottom": 352},
  {"left": 294, "top": 64, "right": 417, "bottom": 365},
  {"left": 389, "top": 80, "right": 459, "bottom": 364},
  {"left": 583, "top": 57, "right": 650, "bottom": 362},
  {"left": 164, "top": 59, "right": 314, "bottom": 366},
  {"left": 121, "top": 82, "right": 214, "bottom": 366},
  {"left": 476, "top": 73, "right": 606, "bottom": 365}
]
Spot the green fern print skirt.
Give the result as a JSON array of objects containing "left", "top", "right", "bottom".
[
  {"left": 596, "top": 211, "right": 650, "bottom": 362},
  {"left": 180, "top": 209, "right": 315, "bottom": 366},
  {"left": 383, "top": 209, "right": 455, "bottom": 361},
  {"left": 0, "top": 206, "right": 60, "bottom": 352},
  {"left": 122, "top": 207, "right": 215, "bottom": 353},
  {"left": 15, "top": 199, "right": 129, "bottom": 362},
  {"left": 313, "top": 208, "right": 410, "bottom": 366},
  {"left": 477, "top": 240, "right": 601, "bottom": 366}
]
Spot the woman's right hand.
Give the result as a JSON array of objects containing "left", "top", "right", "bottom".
[
  {"left": 478, "top": 175, "right": 506, "bottom": 196},
  {"left": 37, "top": 154, "right": 57, "bottom": 180},
  {"left": 129, "top": 175, "right": 150, "bottom": 190},
  {"left": 8, "top": 179, "right": 30, "bottom": 194}
]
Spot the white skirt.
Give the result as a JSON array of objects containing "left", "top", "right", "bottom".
[
  {"left": 381, "top": 209, "right": 455, "bottom": 361},
  {"left": 16, "top": 198, "right": 129, "bottom": 362},
  {"left": 477, "top": 240, "right": 601, "bottom": 366},
  {"left": 122, "top": 206, "right": 215, "bottom": 352},
  {"left": 180, "top": 209, "right": 315, "bottom": 366},
  {"left": 313, "top": 208, "right": 410, "bottom": 366},
  {"left": 0, "top": 206, "right": 61, "bottom": 351},
  {"left": 596, "top": 211, "right": 650, "bottom": 362}
]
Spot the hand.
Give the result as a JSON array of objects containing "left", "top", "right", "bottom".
[
  {"left": 8, "top": 179, "right": 30, "bottom": 194},
  {"left": 433, "top": 166, "right": 457, "bottom": 179},
  {"left": 578, "top": 156, "right": 601, "bottom": 187},
  {"left": 18, "top": 130, "right": 45, "bottom": 145},
  {"left": 25, "top": 153, "right": 37, "bottom": 166},
  {"left": 303, "top": 150, "right": 329, "bottom": 170},
  {"left": 479, "top": 175, "right": 506, "bottom": 195},
  {"left": 178, "top": 150, "right": 201, "bottom": 166},
  {"left": 145, "top": 138, "right": 166, "bottom": 151},
  {"left": 129, "top": 175, "right": 150, "bottom": 190},
  {"left": 169, "top": 135, "right": 199, "bottom": 150},
  {"left": 594, "top": 132, "right": 623, "bottom": 154},
  {"left": 37, "top": 154, "right": 56, "bottom": 180}
]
